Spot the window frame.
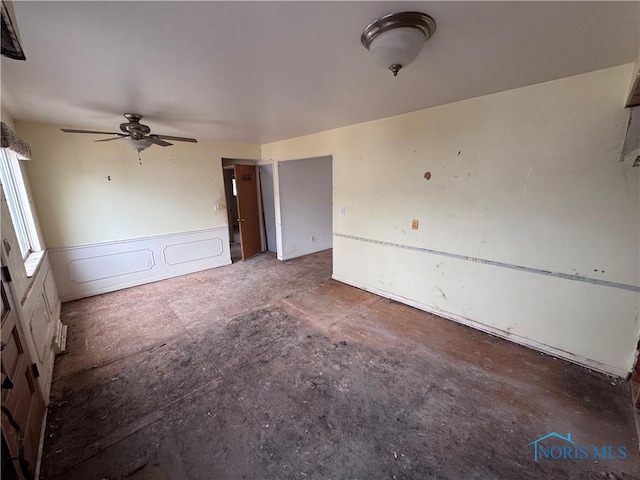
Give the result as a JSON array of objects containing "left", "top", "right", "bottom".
[{"left": 0, "top": 148, "right": 41, "bottom": 261}]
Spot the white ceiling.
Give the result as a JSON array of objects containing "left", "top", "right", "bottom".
[{"left": 2, "top": 1, "right": 638, "bottom": 144}]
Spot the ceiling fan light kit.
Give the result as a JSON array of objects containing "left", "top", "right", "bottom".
[
  {"left": 60, "top": 113, "right": 198, "bottom": 160},
  {"left": 124, "top": 137, "right": 153, "bottom": 152},
  {"left": 361, "top": 12, "right": 436, "bottom": 76}
]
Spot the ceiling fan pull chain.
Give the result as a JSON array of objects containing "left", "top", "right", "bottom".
[{"left": 138, "top": 151, "right": 142, "bottom": 165}]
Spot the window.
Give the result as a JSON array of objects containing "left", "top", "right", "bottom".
[{"left": 0, "top": 148, "right": 41, "bottom": 261}]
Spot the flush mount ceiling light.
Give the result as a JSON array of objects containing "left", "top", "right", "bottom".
[{"left": 361, "top": 12, "right": 436, "bottom": 77}]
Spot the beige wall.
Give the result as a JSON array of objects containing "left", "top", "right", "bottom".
[
  {"left": 15, "top": 121, "right": 260, "bottom": 248},
  {"left": 262, "top": 64, "right": 640, "bottom": 376},
  {"left": 1, "top": 108, "right": 15, "bottom": 129}
]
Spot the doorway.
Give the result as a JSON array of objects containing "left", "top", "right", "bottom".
[
  {"left": 276, "top": 155, "right": 333, "bottom": 260},
  {"left": 222, "top": 168, "right": 241, "bottom": 262},
  {"left": 222, "top": 161, "right": 262, "bottom": 262},
  {"left": 259, "top": 164, "right": 277, "bottom": 254}
]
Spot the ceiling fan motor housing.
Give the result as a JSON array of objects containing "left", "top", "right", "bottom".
[{"left": 120, "top": 113, "right": 151, "bottom": 137}]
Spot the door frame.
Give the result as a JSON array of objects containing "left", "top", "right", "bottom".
[
  {"left": 221, "top": 159, "right": 270, "bottom": 258},
  {"left": 257, "top": 163, "right": 277, "bottom": 254},
  {"left": 233, "top": 164, "right": 261, "bottom": 260}
]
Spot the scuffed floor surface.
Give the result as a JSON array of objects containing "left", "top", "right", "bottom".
[{"left": 41, "top": 250, "right": 639, "bottom": 479}]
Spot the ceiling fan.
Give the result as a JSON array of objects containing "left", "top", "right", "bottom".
[{"left": 60, "top": 113, "right": 198, "bottom": 154}]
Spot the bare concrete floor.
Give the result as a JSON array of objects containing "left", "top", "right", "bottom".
[{"left": 41, "top": 250, "right": 639, "bottom": 479}]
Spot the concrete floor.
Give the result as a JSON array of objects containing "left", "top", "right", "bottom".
[{"left": 41, "top": 250, "right": 639, "bottom": 479}]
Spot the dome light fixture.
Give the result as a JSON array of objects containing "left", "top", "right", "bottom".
[
  {"left": 124, "top": 136, "right": 153, "bottom": 153},
  {"left": 124, "top": 136, "right": 153, "bottom": 163},
  {"left": 361, "top": 12, "right": 436, "bottom": 77}
]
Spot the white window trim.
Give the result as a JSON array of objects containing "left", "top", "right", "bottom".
[
  {"left": 24, "top": 250, "right": 45, "bottom": 277},
  {"left": 0, "top": 148, "right": 44, "bottom": 277}
]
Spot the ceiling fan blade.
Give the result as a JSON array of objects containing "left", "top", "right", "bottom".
[
  {"left": 61, "top": 129, "right": 123, "bottom": 135},
  {"left": 94, "top": 135, "right": 127, "bottom": 143},
  {"left": 147, "top": 136, "right": 172, "bottom": 147},
  {"left": 153, "top": 134, "right": 198, "bottom": 143}
]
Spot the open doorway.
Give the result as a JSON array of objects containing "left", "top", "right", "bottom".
[
  {"left": 259, "top": 164, "right": 277, "bottom": 254},
  {"left": 222, "top": 156, "right": 332, "bottom": 263},
  {"left": 222, "top": 167, "right": 241, "bottom": 262},
  {"left": 276, "top": 155, "right": 333, "bottom": 260},
  {"left": 222, "top": 160, "right": 262, "bottom": 262}
]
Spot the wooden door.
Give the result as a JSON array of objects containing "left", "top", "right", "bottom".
[
  {"left": 1, "top": 275, "right": 46, "bottom": 480},
  {"left": 234, "top": 164, "right": 262, "bottom": 260}
]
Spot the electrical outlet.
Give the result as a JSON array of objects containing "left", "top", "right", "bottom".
[
  {"left": 411, "top": 219, "right": 419, "bottom": 230},
  {"left": 339, "top": 206, "right": 346, "bottom": 215},
  {"left": 214, "top": 204, "right": 221, "bottom": 212}
]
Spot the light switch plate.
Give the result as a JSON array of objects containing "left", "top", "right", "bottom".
[{"left": 411, "top": 219, "right": 419, "bottom": 230}]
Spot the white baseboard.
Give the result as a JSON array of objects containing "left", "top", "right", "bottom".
[
  {"left": 49, "top": 228, "right": 231, "bottom": 302},
  {"left": 332, "top": 273, "right": 628, "bottom": 378},
  {"left": 282, "top": 245, "right": 333, "bottom": 261}
]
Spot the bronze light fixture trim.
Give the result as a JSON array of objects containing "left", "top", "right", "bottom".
[{"left": 361, "top": 12, "right": 437, "bottom": 76}]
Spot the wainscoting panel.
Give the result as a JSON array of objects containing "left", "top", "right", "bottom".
[
  {"left": 67, "top": 249, "right": 154, "bottom": 284},
  {"left": 49, "top": 228, "right": 231, "bottom": 302},
  {"left": 163, "top": 238, "right": 223, "bottom": 266}
]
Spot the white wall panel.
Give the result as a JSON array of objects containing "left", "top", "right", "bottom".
[
  {"left": 162, "top": 238, "right": 223, "bottom": 265},
  {"left": 49, "top": 228, "right": 230, "bottom": 301},
  {"left": 67, "top": 249, "right": 154, "bottom": 283}
]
